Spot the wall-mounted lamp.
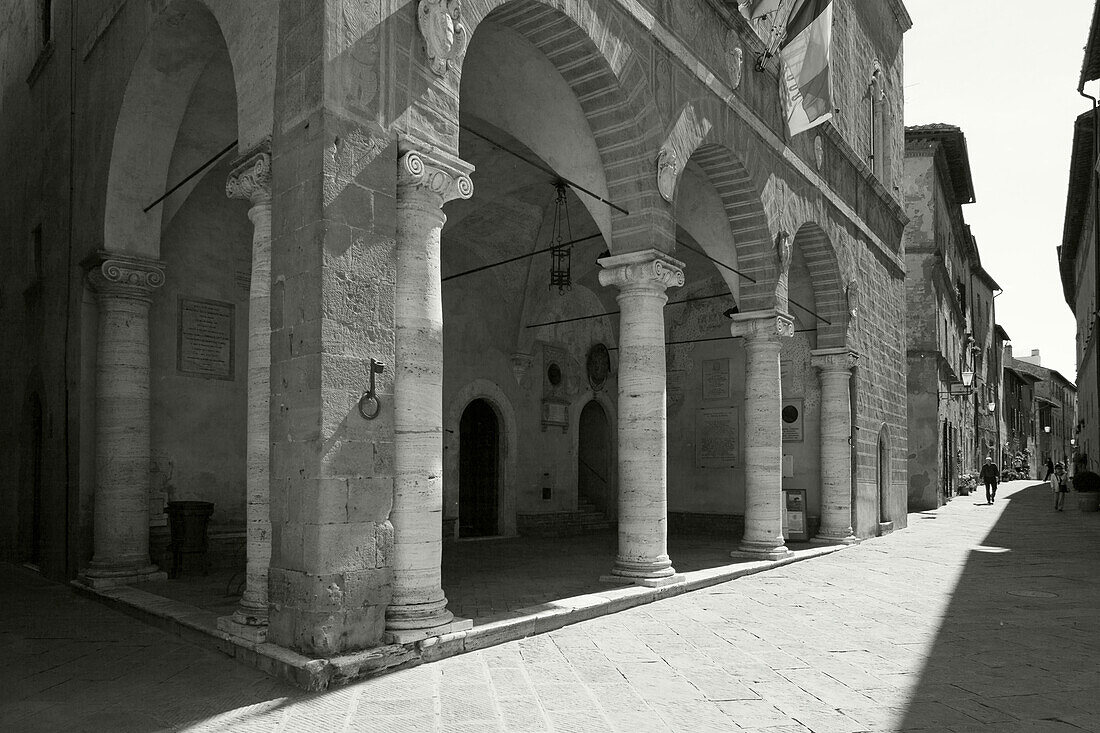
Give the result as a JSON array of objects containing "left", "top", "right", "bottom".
[
  {"left": 1044, "top": 426, "right": 1052, "bottom": 434},
  {"left": 987, "top": 401, "right": 996, "bottom": 414},
  {"left": 1071, "top": 438, "right": 1077, "bottom": 447},
  {"left": 938, "top": 370, "right": 975, "bottom": 398}
]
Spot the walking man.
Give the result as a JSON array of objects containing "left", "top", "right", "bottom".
[{"left": 980, "top": 455, "right": 999, "bottom": 504}]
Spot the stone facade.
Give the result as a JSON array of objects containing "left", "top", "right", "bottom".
[
  {"left": 2, "top": 0, "right": 911, "bottom": 658},
  {"left": 902, "top": 124, "right": 1003, "bottom": 511}
]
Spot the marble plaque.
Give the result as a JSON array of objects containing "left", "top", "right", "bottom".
[
  {"left": 702, "top": 358, "right": 730, "bottom": 400},
  {"left": 697, "top": 407, "right": 739, "bottom": 467},
  {"left": 782, "top": 398, "right": 803, "bottom": 442},
  {"left": 177, "top": 297, "right": 235, "bottom": 380}
]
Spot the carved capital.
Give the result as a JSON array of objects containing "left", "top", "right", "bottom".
[
  {"left": 418, "top": 0, "right": 468, "bottom": 76},
  {"left": 398, "top": 148, "right": 474, "bottom": 205},
  {"left": 598, "top": 249, "right": 685, "bottom": 293},
  {"left": 811, "top": 348, "right": 860, "bottom": 375},
  {"left": 656, "top": 147, "right": 679, "bottom": 203},
  {"left": 226, "top": 141, "right": 272, "bottom": 205},
  {"left": 730, "top": 309, "right": 795, "bottom": 341},
  {"left": 88, "top": 251, "right": 166, "bottom": 300}
]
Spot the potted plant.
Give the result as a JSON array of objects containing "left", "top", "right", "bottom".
[{"left": 1072, "top": 470, "right": 1100, "bottom": 512}]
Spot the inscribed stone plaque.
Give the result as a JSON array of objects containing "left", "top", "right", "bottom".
[
  {"left": 701, "top": 358, "right": 730, "bottom": 400},
  {"left": 177, "top": 297, "right": 235, "bottom": 380},
  {"left": 782, "top": 398, "right": 803, "bottom": 442},
  {"left": 697, "top": 407, "right": 739, "bottom": 467}
]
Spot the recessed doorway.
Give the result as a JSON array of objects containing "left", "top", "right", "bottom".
[
  {"left": 578, "top": 400, "right": 611, "bottom": 516},
  {"left": 459, "top": 399, "right": 500, "bottom": 537}
]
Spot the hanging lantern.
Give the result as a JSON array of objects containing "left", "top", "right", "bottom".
[{"left": 549, "top": 181, "right": 573, "bottom": 295}]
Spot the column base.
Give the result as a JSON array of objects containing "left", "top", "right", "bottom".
[
  {"left": 731, "top": 541, "right": 793, "bottom": 561},
  {"left": 77, "top": 565, "right": 166, "bottom": 589},
  {"left": 385, "top": 597, "right": 455, "bottom": 632},
  {"left": 599, "top": 572, "right": 683, "bottom": 588},
  {"left": 217, "top": 615, "right": 269, "bottom": 644},
  {"left": 810, "top": 530, "right": 859, "bottom": 546},
  {"left": 602, "top": 556, "right": 676, "bottom": 587},
  {"left": 383, "top": 618, "right": 473, "bottom": 645}
]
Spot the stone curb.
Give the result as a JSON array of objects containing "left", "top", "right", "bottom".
[{"left": 72, "top": 542, "right": 849, "bottom": 690}]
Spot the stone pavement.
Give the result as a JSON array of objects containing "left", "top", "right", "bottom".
[{"left": 3, "top": 479, "right": 1099, "bottom": 732}]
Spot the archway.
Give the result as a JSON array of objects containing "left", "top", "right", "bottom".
[
  {"left": 460, "top": 399, "right": 501, "bottom": 537},
  {"left": 578, "top": 400, "right": 612, "bottom": 517}
]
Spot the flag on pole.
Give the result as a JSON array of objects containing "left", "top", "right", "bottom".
[
  {"left": 739, "top": 0, "right": 784, "bottom": 21},
  {"left": 778, "top": 0, "right": 834, "bottom": 136}
]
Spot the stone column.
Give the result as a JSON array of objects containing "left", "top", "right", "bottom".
[
  {"left": 730, "top": 310, "right": 794, "bottom": 560},
  {"left": 811, "top": 348, "right": 859, "bottom": 544},
  {"left": 79, "top": 254, "right": 167, "bottom": 588},
  {"left": 219, "top": 147, "right": 273, "bottom": 642},
  {"left": 598, "top": 249, "right": 684, "bottom": 586},
  {"left": 385, "top": 144, "right": 474, "bottom": 641}
]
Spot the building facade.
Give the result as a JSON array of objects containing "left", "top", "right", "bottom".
[
  {"left": 902, "top": 124, "right": 1001, "bottom": 510},
  {"left": 1011, "top": 350, "right": 1078, "bottom": 475},
  {"left": 1, "top": 0, "right": 912, "bottom": 659},
  {"left": 1061, "top": 1, "right": 1100, "bottom": 476}
]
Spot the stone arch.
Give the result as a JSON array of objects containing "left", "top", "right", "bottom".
[
  {"left": 683, "top": 142, "right": 776, "bottom": 310},
  {"left": 103, "top": 0, "right": 273, "bottom": 257},
  {"left": 458, "top": 0, "right": 670, "bottom": 254},
  {"left": 790, "top": 222, "right": 849, "bottom": 348},
  {"left": 569, "top": 388, "right": 618, "bottom": 518},
  {"left": 444, "top": 379, "right": 519, "bottom": 536}
]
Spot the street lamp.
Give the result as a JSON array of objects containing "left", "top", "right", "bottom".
[{"left": 987, "top": 401, "right": 996, "bottom": 414}]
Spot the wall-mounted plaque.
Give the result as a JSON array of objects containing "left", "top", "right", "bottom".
[
  {"left": 782, "top": 398, "right": 803, "bottom": 442},
  {"left": 697, "top": 407, "right": 738, "bottom": 467},
  {"left": 702, "top": 358, "right": 730, "bottom": 400},
  {"left": 177, "top": 297, "right": 235, "bottom": 380},
  {"left": 782, "top": 489, "right": 808, "bottom": 541}
]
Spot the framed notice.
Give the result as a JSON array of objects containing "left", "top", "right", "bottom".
[
  {"left": 782, "top": 489, "right": 808, "bottom": 541},
  {"left": 701, "top": 358, "right": 730, "bottom": 400},
  {"left": 781, "top": 398, "right": 804, "bottom": 442},
  {"left": 696, "top": 407, "right": 739, "bottom": 467},
  {"left": 177, "top": 297, "right": 235, "bottom": 380}
]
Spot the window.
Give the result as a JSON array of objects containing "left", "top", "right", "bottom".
[
  {"left": 31, "top": 225, "right": 43, "bottom": 281},
  {"left": 40, "top": 0, "right": 52, "bottom": 46}
]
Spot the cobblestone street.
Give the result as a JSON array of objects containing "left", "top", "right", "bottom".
[{"left": 3, "top": 480, "right": 1099, "bottom": 732}]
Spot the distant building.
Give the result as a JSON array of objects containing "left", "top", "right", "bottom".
[
  {"left": 1004, "top": 350, "right": 1078, "bottom": 476},
  {"left": 902, "top": 124, "right": 1002, "bottom": 510}
]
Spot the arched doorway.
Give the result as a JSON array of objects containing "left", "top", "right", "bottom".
[
  {"left": 578, "top": 400, "right": 611, "bottom": 516},
  {"left": 878, "top": 428, "right": 890, "bottom": 524},
  {"left": 460, "top": 399, "right": 500, "bottom": 537}
]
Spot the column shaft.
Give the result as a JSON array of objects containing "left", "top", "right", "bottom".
[
  {"left": 598, "top": 250, "right": 684, "bottom": 585},
  {"left": 732, "top": 312, "right": 794, "bottom": 560},
  {"left": 220, "top": 150, "right": 274, "bottom": 639},
  {"left": 81, "top": 256, "right": 166, "bottom": 587},
  {"left": 813, "top": 349, "right": 858, "bottom": 543},
  {"left": 387, "top": 147, "right": 473, "bottom": 634}
]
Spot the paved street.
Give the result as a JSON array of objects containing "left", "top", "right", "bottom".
[{"left": 3, "top": 479, "right": 1099, "bottom": 732}]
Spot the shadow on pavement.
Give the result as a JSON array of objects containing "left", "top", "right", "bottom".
[{"left": 895, "top": 483, "right": 1100, "bottom": 732}]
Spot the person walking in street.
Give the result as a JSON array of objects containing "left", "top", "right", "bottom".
[
  {"left": 1044, "top": 457, "right": 1055, "bottom": 482},
  {"left": 1053, "top": 462, "right": 1069, "bottom": 511},
  {"left": 980, "top": 455, "right": 999, "bottom": 504}
]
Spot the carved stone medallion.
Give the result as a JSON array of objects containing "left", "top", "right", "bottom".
[
  {"left": 418, "top": 0, "right": 468, "bottom": 76},
  {"left": 656, "top": 148, "right": 679, "bottom": 203}
]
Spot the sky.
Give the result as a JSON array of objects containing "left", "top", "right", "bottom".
[{"left": 903, "top": 0, "right": 1095, "bottom": 380}]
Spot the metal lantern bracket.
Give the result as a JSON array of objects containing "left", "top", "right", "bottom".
[{"left": 358, "top": 358, "right": 385, "bottom": 420}]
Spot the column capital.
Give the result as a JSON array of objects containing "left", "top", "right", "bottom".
[
  {"left": 226, "top": 140, "right": 272, "bottom": 205},
  {"left": 397, "top": 139, "right": 474, "bottom": 204},
  {"left": 597, "top": 249, "right": 685, "bottom": 292},
  {"left": 87, "top": 251, "right": 166, "bottom": 299},
  {"left": 730, "top": 309, "right": 795, "bottom": 341},
  {"left": 811, "top": 347, "right": 860, "bottom": 374}
]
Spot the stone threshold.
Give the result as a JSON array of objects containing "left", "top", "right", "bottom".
[{"left": 71, "top": 542, "right": 849, "bottom": 691}]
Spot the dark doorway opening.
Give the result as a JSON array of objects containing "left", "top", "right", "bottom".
[
  {"left": 578, "top": 400, "right": 611, "bottom": 516},
  {"left": 460, "top": 399, "right": 499, "bottom": 537},
  {"left": 23, "top": 394, "right": 45, "bottom": 568}
]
